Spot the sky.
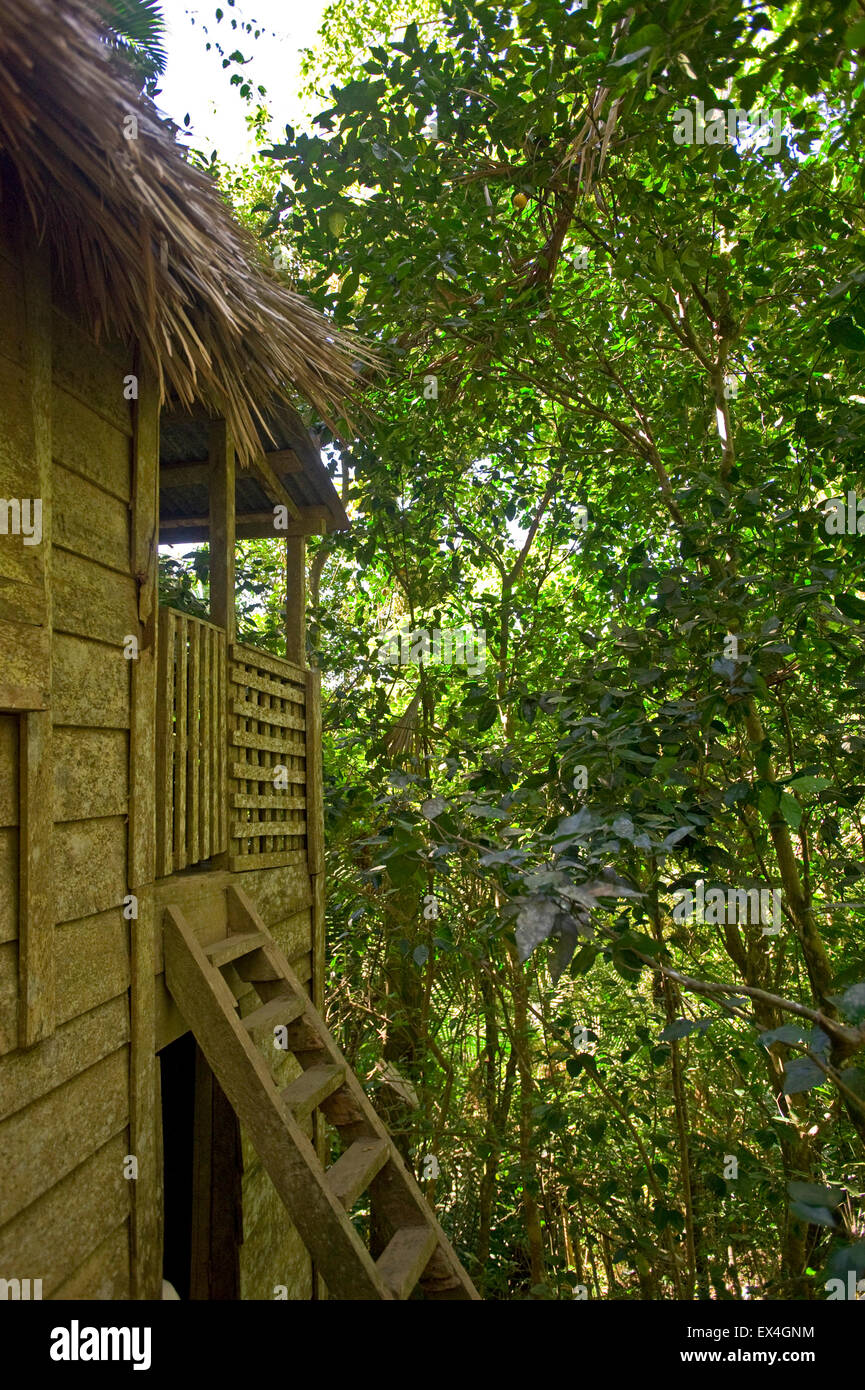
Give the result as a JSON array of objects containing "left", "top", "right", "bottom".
[{"left": 157, "top": 0, "right": 333, "bottom": 161}]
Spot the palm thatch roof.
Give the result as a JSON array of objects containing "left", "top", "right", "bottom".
[{"left": 0, "top": 0, "right": 372, "bottom": 463}]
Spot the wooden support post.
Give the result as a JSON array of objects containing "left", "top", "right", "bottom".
[
  {"left": 210, "top": 420, "right": 235, "bottom": 869},
  {"left": 209, "top": 419, "right": 236, "bottom": 643},
  {"left": 285, "top": 537, "right": 306, "bottom": 666},
  {"left": 128, "top": 359, "right": 162, "bottom": 1299},
  {"left": 17, "top": 229, "right": 53, "bottom": 1048}
]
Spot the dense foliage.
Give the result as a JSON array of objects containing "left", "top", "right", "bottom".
[{"left": 172, "top": 0, "right": 865, "bottom": 1299}]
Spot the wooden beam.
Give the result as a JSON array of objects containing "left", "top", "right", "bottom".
[
  {"left": 128, "top": 357, "right": 162, "bottom": 1300},
  {"left": 161, "top": 450, "right": 303, "bottom": 492},
  {"left": 248, "top": 453, "right": 302, "bottom": 520},
  {"left": 285, "top": 538, "right": 306, "bottom": 666},
  {"left": 160, "top": 511, "right": 328, "bottom": 543},
  {"left": 208, "top": 421, "right": 236, "bottom": 643}
]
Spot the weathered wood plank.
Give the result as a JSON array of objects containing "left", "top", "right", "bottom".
[
  {"left": 229, "top": 850, "right": 307, "bottom": 872},
  {"left": 0, "top": 1131, "right": 131, "bottom": 1297},
  {"left": 228, "top": 666, "right": 305, "bottom": 704},
  {"left": 0, "top": 995, "right": 128, "bottom": 1123},
  {"left": 377, "top": 1226, "right": 438, "bottom": 1300},
  {"left": 230, "top": 760, "right": 306, "bottom": 784},
  {"left": 0, "top": 621, "right": 50, "bottom": 703},
  {"left": 326, "top": 1139, "right": 389, "bottom": 1212},
  {"left": 230, "top": 729, "right": 305, "bottom": 756},
  {"left": 231, "top": 643, "right": 306, "bottom": 685},
  {"left": 52, "top": 548, "right": 138, "bottom": 646},
  {"left": 232, "top": 819, "right": 307, "bottom": 840},
  {"left": 19, "top": 710, "right": 54, "bottom": 1046},
  {"left": 53, "top": 727, "right": 127, "bottom": 821},
  {"left": 51, "top": 309, "right": 134, "bottom": 435},
  {"left": 280, "top": 1062, "right": 345, "bottom": 1120},
  {"left": 53, "top": 463, "right": 129, "bottom": 572},
  {"left": 0, "top": 910, "right": 129, "bottom": 1048},
  {"left": 52, "top": 385, "right": 132, "bottom": 501},
  {"left": 241, "top": 992, "right": 306, "bottom": 1036},
  {"left": 53, "top": 633, "right": 130, "bottom": 729},
  {"left": 53, "top": 817, "right": 126, "bottom": 924},
  {"left": 230, "top": 864, "right": 312, "bottom": 926},
  {"left": 231, "top": 794, "right": 305, "bottom": 811},
  {"left": 0, "top": 1046, "right": 128, "bottom": 1225},
  {"left": 54, "top": 911, "right": 130, "bottom": 1024},
  {"left": 52, "top": 1219, "right": 131, "bottom": 1300},
  {"left": 230, "top": 698, "right": 305, "bottom": 731}
]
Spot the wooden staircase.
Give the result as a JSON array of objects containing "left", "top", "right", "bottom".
[{"left": 163, "top": 885, "right": 480, "bottom": 1300}]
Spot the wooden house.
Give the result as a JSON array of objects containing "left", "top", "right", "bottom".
[{"left": 0, "top": 0, "right": 477, "bottom": 1301}]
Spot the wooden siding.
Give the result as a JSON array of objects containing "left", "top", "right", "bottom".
[{"left": 0, "top": 212, "right": 138, "bottom": 1299}]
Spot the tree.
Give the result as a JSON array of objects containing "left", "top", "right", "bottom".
[
  {"left": 98, "top": 0, "right": 167, "bottom": 86},
  {"left": 172, "top": 0, "right": 865, "bottom": 1298}
]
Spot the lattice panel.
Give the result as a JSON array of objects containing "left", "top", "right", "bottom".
[
  {"left": 228, "top": 643, "right": 308, "bottom": 871},
  {"left": 156, "top": 608, "right": 227, "bottom": 876}
]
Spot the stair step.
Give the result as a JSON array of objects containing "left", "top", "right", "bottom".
[
  {"left": 203, "top": 930, "right": 267, "bottom": 969},
  {"left": 326, "top": 1139, "right": 390, "bottom": 1211},
  {"left": 281, "top": 1063, "right": 346, "bottom": 1119},
  {"left": 243, "top": 993, "right": 306, "bottom": 1036},
  {"left": 376, "top": 1226, "right": 438, "bottom": 1300}
]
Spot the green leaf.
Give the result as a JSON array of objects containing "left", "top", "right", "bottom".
[
  {"left": 788, "top": 775, "right": 833, "bottom": 793},
  {"left": 827, "top": 317, "right": 865, "bottom": 351},
  {"left": 659, "top": 1017, "right": 711, "bottom": 1041},
  {"left": 788, "top": 1180, "right": 845, "bottom": 1209},
  {"left": 783, "top": 1056, "right": 825, "bottom": 1094},
  {"left": 834, "top": 592, "right": 865, "bottom": 621}
]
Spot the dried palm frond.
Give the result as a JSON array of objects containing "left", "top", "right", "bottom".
[
  {"left": 386, "top": 692, "right": 422, "bottom": 761},
  {"left": 0, "top": 0, "right": 379, "bottom": 463}
]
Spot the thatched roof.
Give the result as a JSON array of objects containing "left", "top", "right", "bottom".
[{"left": 0, "top": 0, "right": 371, "bottom": 464}]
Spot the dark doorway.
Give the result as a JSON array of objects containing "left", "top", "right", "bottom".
[{"left": 159, "top": 1031, "right": 243, "bottom": 1300}]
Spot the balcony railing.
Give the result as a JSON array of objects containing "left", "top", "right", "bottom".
[
  {"left": 156, "top": 608, "right": 228, "bottom": 875},
  {"left": 228, "top": 643, "right": 308, "bottom": 872},
  {"left": 156, "top": 608, "right": 312, "bottom": 877}
]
